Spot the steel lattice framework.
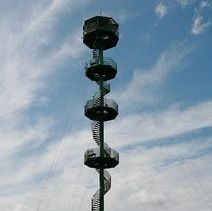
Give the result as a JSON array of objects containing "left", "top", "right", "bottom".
[{"left": 83, "top": 16, "right": 119, "bottom": 211}]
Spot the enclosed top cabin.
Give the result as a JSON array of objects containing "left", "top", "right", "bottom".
[{"left": 83, "top": 16, "right": 119, "bottom": 50}]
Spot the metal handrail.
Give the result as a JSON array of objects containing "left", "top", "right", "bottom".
[
  {"left": 86, "top": 97, "right": 118, "bottom": 112},
  {"left": 86, "top": 57, "right": 117, "bottom": 70},
  {"left": 83, "top": 18, "right": 119, "bottom": 36},
  {"left": 84, "top": 147, "right": 119, "bottom": 160}
]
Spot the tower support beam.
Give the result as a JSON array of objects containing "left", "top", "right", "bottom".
[
  {"left": 99, "top": 45, "right": 104, "bottom": 211},
  {"left": 83, "top": 15, "right": 119, "bottom": 211}
]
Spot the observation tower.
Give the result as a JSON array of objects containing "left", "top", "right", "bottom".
[{"left": 83, "top": 16, "right": 119, "bottom": 211}]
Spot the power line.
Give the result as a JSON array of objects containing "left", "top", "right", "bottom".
[
  {"left": 35, "top": 74, "right": 85, "bottom": 211},
  {"left": 115, "top": 47, "right": 212, "bottom": 210}
]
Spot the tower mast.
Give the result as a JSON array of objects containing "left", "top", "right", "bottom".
[{"left": 83, "top": 15, "right": 119, "bottom": 211}]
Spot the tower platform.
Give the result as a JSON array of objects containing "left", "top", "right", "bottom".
[
  {"left": 84, "top": 98, "right": 118, "bottom": 121},
  {"left": 83, "top": 16, "right": 119, "bottom": 50},
  {"left": 85, "top": 57, "right": 117, "bottom": 81},
  {"left": 84, "top": 147, "right": 119, "bottom": 169}
]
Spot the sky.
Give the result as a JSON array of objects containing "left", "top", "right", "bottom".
[{"left": 0, "top": 0, "right": 212, "bottom": 210}]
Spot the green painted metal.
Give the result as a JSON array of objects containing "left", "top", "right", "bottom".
[
  {"left": 99, "top": 46, "right": 104, "bottom": 211},
  {"left": 83, "top": 15, "right": 119, "bottom": 211}
]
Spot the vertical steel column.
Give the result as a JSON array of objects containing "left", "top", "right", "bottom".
[
  {"left": 83, "top": 16, "right": 119, "bottom": 211},
  {"left": 99, "top": 45, "right": 104, "bottom": 211}
]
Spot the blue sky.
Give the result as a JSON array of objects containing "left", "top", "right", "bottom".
[{"left": 0, "top": 0, "right": 212, "bottom": 210}]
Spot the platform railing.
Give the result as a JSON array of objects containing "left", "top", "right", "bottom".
[
  {"left": 86, "top": 56, "right": 117, "bottom": 70},
  {"left": 85, "top": 97, "right": 118, "bottom": 112},
  {"left": 83, "top": 18, "right": 119, "bottom": 36},
  {"left": 84, "top": 147, "right": 119, "bottom": 160}
]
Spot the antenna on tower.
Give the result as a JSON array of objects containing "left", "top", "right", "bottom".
[{"left": 82, "top": 16, "right": 119, "bottom": 211}]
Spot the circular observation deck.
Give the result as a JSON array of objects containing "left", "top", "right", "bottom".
[
  {"left": 85, "top": 57, "right": 117, "bottom": 81},
  {"left": 83, "top": 16, "right": 119, "bottom": 50},
  {"left": 84, "top": 98, "right": 118, "bottom": 121},
  {"left": 84, "top": 147, "right": 119, "bottom": 169}
]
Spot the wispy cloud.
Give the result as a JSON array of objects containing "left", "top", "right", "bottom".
[
  {"left": 191, "top": 1, "right": 211, "bottom": 35},
  {"left": 108, "top": 140, "right": 212, "bottom": 211},
  {"left": 114, "top": 42, "right": 192, "bottom": 107},
  {"left": 176, "top": 0, "right": 193, "bottom": 8},
  {"left": 0, "top": 1, "right": 211, "bottom": 211},
  {"left": 0, "top": 1, "right": 89, "bottom": 210},
  {"left": 106, "top": 100, "right": 212, "bottom": 148},
  {"left": 0, "top": 0, "right": 86, "bottom": 121},
  {"left": 155, "top": 2, "right": 168, "bottom": 19},
  {"left": 191, "top": 15, "right": 211, "bottom": 35},
  {"left": 200, "top": 0, "right": 211, "bottom": 10},
  {"left": 2, "top": 107, "right": 211, "bottom": 211}
]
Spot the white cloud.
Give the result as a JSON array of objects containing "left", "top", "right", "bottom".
[
  {"left": 0, "top": 0, "right": 86, "bottom": 121},
  {"left": 106, "top": 100, "right": 212, "bottom": 148},
  {"left": 177, "top": 0, "right": 193, "bottom": 8},
  {"left": 1, "top": 89, "right": 211, "bottom": 211},
  {"left": 190, "top": 0, "right": 211, "bottom": 35},
  {"left": 103, "top": 136, "right": 212, "bottom": 211},
  {"left": 200, "top": 0, "right": 210, "bottom": 10},
  {"left": 11, "top": 204, "right": 34, "bottom": 211},
  {"left": 155, "top": 2, "right": 168, "bottom": 19},
  {"left": 113, "top": 42, "right": 192, "bottom": 107},
  {"left": 101, "top": 38, "right": 212, "bottom": 210},
  {"left": 0, "top": 1, "right": 90, "bottom": 210},
  {"left": 5, "top": 123, "right": 211, "bottom": 211},
  {"left": 176, "top": 0, "right": 211, "bottom": 35},
  {"left": 0, "top": 1, "right": 211, "bottom": 211},
  {"left": 191, "top": 14, "right": 211, "bottom": 35}
]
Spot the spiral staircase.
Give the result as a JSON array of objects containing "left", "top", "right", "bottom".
[{"left": 83, "top": 15, "right": 119, "bottom": 211}]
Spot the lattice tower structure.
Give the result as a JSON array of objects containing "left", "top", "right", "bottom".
[{"left": 83, "top": 16, "right": 119, "bottom": 211}]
